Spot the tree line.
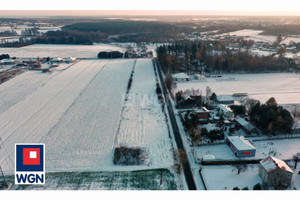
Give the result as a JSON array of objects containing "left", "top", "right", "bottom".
[{"left": 156, "top": 40, "right": 298, "bottom": 75}]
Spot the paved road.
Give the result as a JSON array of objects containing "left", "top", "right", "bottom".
[{"left": 153, "top": 59, "right": 197, "bottom": 190}]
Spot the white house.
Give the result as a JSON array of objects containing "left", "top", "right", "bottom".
[
  {"left": 259, "top": 156, "right": 293, "bottom": 189},
  {"left": 172, "top": 73, "right": 191, "bottom": 82}
]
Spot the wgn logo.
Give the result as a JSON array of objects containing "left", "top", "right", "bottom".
[{"left": 15, "top": 144, "right": 45, "bottom": 184}]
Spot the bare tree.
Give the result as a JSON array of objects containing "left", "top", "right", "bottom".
[{"left": 233, "top": 160, "right": 248, "bottom": 174}]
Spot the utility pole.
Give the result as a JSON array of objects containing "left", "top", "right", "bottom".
[{"left": 0, "top": 166, "right": 8, "bottom": 190}]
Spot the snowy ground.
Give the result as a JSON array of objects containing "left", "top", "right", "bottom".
[
  {"left": 116, "top": 59, "right": 174, "bottom": 169},
  {"left": 0, "top": 44, "right": 126, "bottom": 58},
  {"left": 0, "top": 58, "right": 178, "bottom": 189},
  {"left": 202, "top": 164, "right": 262, "bottom": 190},
  {"left": 221, "top": 29, "right": 300, "bottom": 44},
  {"left": 194, "top": 138, "right": 300, "bottom": 161},
  {"left": 0, "top": 43, "right": 161, "bottom": 59},
  {"left": 176, "top": 73, "right": 300, "bottom": 105}
]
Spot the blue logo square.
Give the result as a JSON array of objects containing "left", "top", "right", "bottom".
[{"left": 16, "top": 144, "right": 44, "bottom": 172}]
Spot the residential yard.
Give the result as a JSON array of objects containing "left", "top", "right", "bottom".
[
  {"left": 201, "top": 164, "right": 262, "bottom": 190},
  {"left": 194, "top": 138, "right": 300, "bottom": 161}
]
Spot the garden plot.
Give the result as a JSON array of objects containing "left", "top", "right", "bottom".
[
  {"left": 116, "top": 59, "right": 174, "bottom": 169},
  {"left": 201, "top": 164, "right": 262, "bottom": 190},
  {"left": 176, "top": 73, "right": 300, "bottom": 105},
  {"left": 194, "top": 138, "right": 300, "bottom": 161}
]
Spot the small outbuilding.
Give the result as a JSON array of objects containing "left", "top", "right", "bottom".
[
  {"left": 1, "top": 59, "right": 16, "bottom": 65},
  {"left": 172, "top": 73, "right": 191, "bottom": 82},
  {"left": 226, "top": 136, "right": 256, "bottom": 157},
  {"left": 64, "top": 57, "right": 77, "bottom": 63},
  {"left": 259, "top": 156, "right": 293, "bottom": 189}
]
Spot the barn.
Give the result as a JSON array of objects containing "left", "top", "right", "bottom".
[{"left": 226, "top": 136, "right": 256, "bottom": 157}]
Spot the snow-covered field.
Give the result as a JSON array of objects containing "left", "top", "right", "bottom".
[
  {"left": 176, "top": 73, "right": 300, "bottom": 105},
  {"left": 0, "top": 58, "right": 176, "bottom": 190},
  {"left": 0, "top": 44, "right": 125, "bottom": 58},
  {"left": 116, "top": 59, "right": 174, "bottom": 169},
  {"left": 0, "top": 43, "right": 160, "bottom": 58},
  {"left": 222, "top": 29, "right": 300, "bottom": 44},
  {"left": 202, "top": 164, "right": 262, "bottom": 190},
  {"left": 194, "top": 138, "right": 300, "bottom": 161}
]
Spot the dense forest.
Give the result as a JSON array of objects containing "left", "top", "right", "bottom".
[{"left": 31, "top": 30, "right": 106, "bottom": 45}]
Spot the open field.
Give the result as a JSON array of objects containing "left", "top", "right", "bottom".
[
  {"left": 222, "top": 29, "right": 300, "bottom": 44},
  {"left": 116, "top": 59, "right": 174, "bottom": 168},
  {"left": 176, "top": 73, "right": 300, "bottom": 105},
  {"left": 0, "top": 58, "right": 178, "bottom": 189},
  {"left": 4, "top": 169, "right": 177, "bottom": 190},
  {"left": 0, "top": 44, "right": 125, "bottom": 58}
]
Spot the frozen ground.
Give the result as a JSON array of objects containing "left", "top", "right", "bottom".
[
  {"left": 0, "top": 44, "right": 125, "bottom": 58},
  {"left": 202, "top": 164, "right": 262, "bottom": 190},
  {"left": 194, "top": 138, "right": 300, "bottom": 161},
  {"left": 176, "top": 73, "right": 300, "bottom": 105}
]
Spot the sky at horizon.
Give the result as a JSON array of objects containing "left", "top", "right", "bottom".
[
  {"left": 0, "top": 10, "right": 300, "bottom": 17},
  {"left": 0, "top": 0, "right": 300, "bottom": 17}
]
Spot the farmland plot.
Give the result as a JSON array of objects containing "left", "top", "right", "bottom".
[
  {"left": 116, "top": 59, "right": 175, "bottom": 169},
  {"left": 0, "top": 59, "right": 116, "bottom": 173},
  {"left": 0, "top": 63, "right": 73, "bottom": 114},
  {"left": 0, "top": 44, "right": 125, "bottom": 58},
  {"left": 0, "top": 58, "right": 178, "bottom": 189}
]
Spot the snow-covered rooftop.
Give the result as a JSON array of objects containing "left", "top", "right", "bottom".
[
  {"left": 51, "top": 57, "right": 63, "bottom": 62},
  {"left": 194, "top": 107, "right": 209, "bottom": 113},
  {"left": 260, "top": 156, "right": 293, "bottom": 174},
  {"left": 1, "top": 59, "right": 15, "bottom": 63},
  {"left": 64, "top": 57, "right": 77, "bottom": 62},
  {"left": 236, "top": 117, "right": 255, "bottom": 132},
  {"left": 218, "top": 104, "right": 233, "bottom": 113},
  {"left": 203, "top": 123, "right": 218, "bottom": 132},
  {"left": 172, "top": 73, "right": 190, "bottom": 79},
  {"left": 217, "top": 95, "right": 234, "bottom": 102},
  {"left": 227, "top": 136, "right": 256, "bottom": 151}
]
